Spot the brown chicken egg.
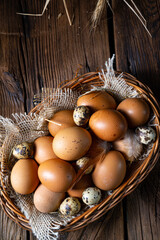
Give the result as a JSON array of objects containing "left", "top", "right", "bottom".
[
  {"left": 92, "top": 151, "right": 126, "bottom": 191},
  {"left": 48, "top": 110, "right": 76, "bottom": 137},
  {"left": 89, "top": 109, "right": 128, "bottom": 141},
  {"left": 52, "top": 127, "right": 92, "bottom": 161},
  {"left": 77, "top": 90, "right": 117, "bottom": 112},
  {"left": 33, "top": 184, "right": 65, "bottom": 213},
  {"left": 38, "top": 158, "right": 76, "bottom": 192},
  {"left": 68, "top": 174, "right": 93, "bottom": 198},
  {"left": 117, "top": 98, "right": 150, "bottom": 128},
  {"left": 34, "top": 136, "right": 57, "bottom": 164},
  {"left": 10, "top": 159, "right": 39, "bottom": 194}
]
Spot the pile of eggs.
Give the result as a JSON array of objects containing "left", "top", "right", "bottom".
[{"left": 10, "top": 90, "right": 156, "bottom": 216}]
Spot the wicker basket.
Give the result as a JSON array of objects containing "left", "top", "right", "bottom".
[{"left": 0, "top": 72, "right": 160, "bottom": 232}]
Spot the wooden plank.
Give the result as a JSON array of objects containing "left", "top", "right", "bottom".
[
  {"left": 17, "top": 0, "right": 110, "bottom": 113},
  {"left": 0, "top": 1, "right": 28, "bottom": 238},
  {"left": 0, "top": 1, "right": 25, "bottom": 117},
  {"left": 0, "top": 211, "right": 28, "bottom": 240},
  {"left": 123, "top": 158, "right": 160, "bottom": 240},
  {"left": 113, "top": 0, "right": 160, "bottom": 99},
  {"left": 0, "top": 0, "right": 111, "bottom": 239},
  {"left": 112, "top": 1, "right": 160, "bottom": 240},
  {"left": 63, "top": 205, "right": 124, "bottom": 240}
]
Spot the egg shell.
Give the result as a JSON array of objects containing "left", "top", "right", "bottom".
[
  {"left": 48, "top": 110, "right": 76, "bottom": 137},
  {"left": 77, "top": 90, "right": 117, "bottom": 112},
  {"left": 117, "top": 98, "right": 150, "bottom": 128},
  {"left": 73, "top": 106, "right": 91, "bottom": 126},
  {"left": 76, "top": 157, "right": 93, "bottom": 174},
  {"left": 68, "top": 174, "right": 93, "bottom": 198},
  {"left": 33, "top": 184, "right": 65, "bottom": 213},
  {"left": 10, "top": 159, "right": 39, "bottom": 194},
  {"left": 38, "top": 158, "right": 76, "bottom": 192},
  {"left": 52, "top": 127, "right": 92, "bottom": 161},
  {"left": 34, "top": 136, "right": 57, "bottom": 164},
  {"left": 76, "top": 157, "right": 90, "bottom": 169},
  {"left": 82, "top": 187, "right": 101, "bottom": 205},
  {"left": 12, "top": 142, "right": 34, "bottom": 159},
  {"left": 135, "top": 126, "right": 156, "bottom": 145},
  {"left": 59, "top": 197, "right": 81, "bottom": 216},
  {"left": 89, "top": 109, "right": 128, "bottom": 142},
  {"left": 92, "top": 151, "right": 126, "bottom": 191}
]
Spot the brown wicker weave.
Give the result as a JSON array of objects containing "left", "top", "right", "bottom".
[{"left": 0, "top": 72, "right": 160, "bottom": 232}]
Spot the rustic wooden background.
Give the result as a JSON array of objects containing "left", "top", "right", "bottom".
[{"left": 0, "top": 0, "right": 160, "bottom": 239}]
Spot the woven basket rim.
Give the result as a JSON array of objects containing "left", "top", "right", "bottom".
[{"left": 0, "top": 71, "right": 160, "bottom": 232}]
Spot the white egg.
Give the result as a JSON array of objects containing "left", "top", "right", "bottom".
[
  {"left": 59, "top": 197, "right": 81, "bottom": 216},
  {"left": 135, "top": 126, "right": 156, "bottom": 145},
  {"left": 82, "top": 187, "right": 101, "bottom": 205}
]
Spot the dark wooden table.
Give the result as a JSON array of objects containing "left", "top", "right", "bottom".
[{"left": 0, "top": 0, "right": 160, "bottom": 239}]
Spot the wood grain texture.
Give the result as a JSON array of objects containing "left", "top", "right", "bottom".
[
  {"left": 0, "top": 0, "right": 160, "bottom": 240},
  {"left": 0, "top": 0, "right": 110, "bottom": 239},
  {"left": 113, "top": 0, "right": 160, "bottom": 99},
  {"left": 0, "top": 211, "right": 28, "bottom": 240},
  {"left": 17, "top": 0, "right": 110, "bottom": 113},
  {"left": 113, "top": 1, "right": 160, "bottom": 240}
]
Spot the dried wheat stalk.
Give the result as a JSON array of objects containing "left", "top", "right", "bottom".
[
  {"left": 16, "top": 0, "right": 151, "bottom": 37},
  {"left": 92, "top": 0, "right": 151, "bottom": 37},
  {"left": 17, "top": 0, "right": 51, "bottom": 17},
  {"left": 91, "top": 0, "right": 106, "bottom": 29},
  {"left": 17, "top": 0, "right": 73, "bottom": 26}
]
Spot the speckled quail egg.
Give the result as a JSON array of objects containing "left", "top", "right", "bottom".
[
  {"left": 82, "top": 187, "right": 101, "bottom": 205},
  {"left": 76, "top": 157, "right": 93, "bottom": 174},
  {"left": 59, "top": 197, "right": 81, "bottom": 216},
  {"left": 12, "top": 142, "right": 34, "bottom": 159},
  {"left": 73, "top": 106, "right": 91, "bottom": 126},
  {"left": 135, "top": 126, "right": 156, "bottom": 145}
]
